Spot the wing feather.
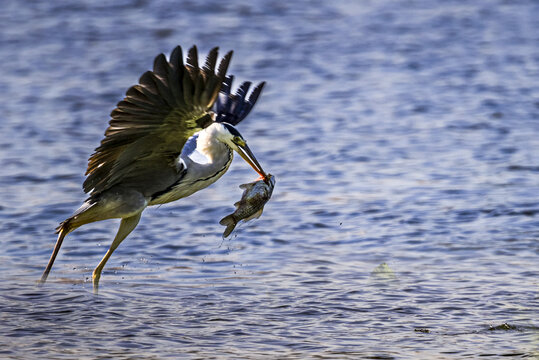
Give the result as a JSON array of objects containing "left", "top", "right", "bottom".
[
  {"left": 213, "top": 76, "right": 266, "bottom": 125},
  {"left": 83, "top": 46, "right": 231, "bottom": 196},
  {"left": 203, "top": 47, "right": 218, "bottom": 74},
  {"left": 152, "top": 53, "right": 169, "bottom": 78}
]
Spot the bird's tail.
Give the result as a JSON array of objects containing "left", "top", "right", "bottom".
[{"left": 219, "top": 215, "right": 237, "bottom": 238}]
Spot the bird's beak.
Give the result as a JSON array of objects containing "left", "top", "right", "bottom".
[{"left": 236, "top": 143, "right": 266, "bottom": 178}]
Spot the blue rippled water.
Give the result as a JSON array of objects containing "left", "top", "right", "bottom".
[{"left": 0, "top": 0, "right": 538, "bottom": 358}]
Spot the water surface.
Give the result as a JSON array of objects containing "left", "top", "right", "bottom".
[{"left": 0, "top": 0, "right": 538, "bottom": 358}]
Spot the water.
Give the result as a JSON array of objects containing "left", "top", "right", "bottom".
[{"left": 1, "top": 0, "right": 538, "bottom": 358}]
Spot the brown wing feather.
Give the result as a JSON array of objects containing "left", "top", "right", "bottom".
[{"left": 83, "top": 45, "right": 232, "bottom": 196}]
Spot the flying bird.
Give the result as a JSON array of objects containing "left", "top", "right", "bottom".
[{"left": 40, "top": 45, "right": 267, "bottom": 292}]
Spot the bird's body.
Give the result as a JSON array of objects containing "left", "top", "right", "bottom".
[
  {"left": 39, "top": 45, "right": 267, "bottom": 292},
  {"left": 149, "top": 125, "right": 234, "bottom": 205}
]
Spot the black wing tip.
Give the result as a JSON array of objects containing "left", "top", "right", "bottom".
[
  {"left": 214, "top": 77, "right": 266, "bottom": 125},
  {"left": 154, "top": 52, "right": 166, "bottom": 62},
  {"left": 238, "top": 81, "right": 252, "bottom": 94},
  {"left": 255, "top": 81, "right": 266, "bottom": 91},
  {"left": 163, "top": 45, "right": 232, "bottom": 76},
  {"left": 152, "top": 53, "right": 170, "bottom": 76},
  {"left": 169, "top": 46, "right": 184, "bottom": 68},
  {"left": 217, "top": 51, "right": 233, "bottom": 78},
  {"left": 187, "top": 45, "right": 199, "bottom": 69},
  {"left": 248, "top": 81, "right": 266, "bottom": 103}
]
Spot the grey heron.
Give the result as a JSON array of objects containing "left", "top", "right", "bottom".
[{"left": 39, "top": 45, "right": 267, "bottom": 292}]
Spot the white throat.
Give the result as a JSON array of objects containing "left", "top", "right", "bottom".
[{"left": 194, "top": 123, "right": 230, "bottom": 162}]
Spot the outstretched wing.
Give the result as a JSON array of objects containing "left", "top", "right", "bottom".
[{"left": 83, "top": 45, "right": 232, "bottom": 196}]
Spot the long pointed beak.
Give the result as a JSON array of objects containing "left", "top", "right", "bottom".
[{"left": 236, "top": 143, "right": 266, "bottom": 178}]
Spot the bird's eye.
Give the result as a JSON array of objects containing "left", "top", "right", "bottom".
[{"left": 233, "top": 136, "right": 243, "bottom": 144}]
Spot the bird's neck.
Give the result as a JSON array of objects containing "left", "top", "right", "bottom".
[{"left": 196, "top": 126, "right": 230, "bottom": 163}]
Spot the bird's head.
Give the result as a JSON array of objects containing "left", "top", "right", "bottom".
[{"left": 215, "top": 122, "right": 266, "bottom": 178}]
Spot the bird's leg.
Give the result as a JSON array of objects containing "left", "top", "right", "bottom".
[
  {"left": 39, "top": 200, "right": 102, "bottom": 285},
  {"left": 39, "top": 227, "right": 70, "bottom": 284},
  {"left": 92, "top": 212, "right": 142, "bottom": 294},
  {"left": 40, "top": 187, "right": 147, "bottom": 286}
]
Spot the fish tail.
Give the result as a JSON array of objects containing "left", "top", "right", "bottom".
[{"left": 219, "top": 215, "right": 236, "bottom": 237}]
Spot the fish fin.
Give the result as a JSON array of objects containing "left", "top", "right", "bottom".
[
  {"left": 244, "top": 208, "right": 264, "bottom": 222},
  {"left": 239, "top": 183, "right": 249, "bottom": 190},
  {"left": 239, "top": 182, "right": 256, "bottom": 190},
  {"left": 219, "top": 215, "right": 236, "bottom": 237}
]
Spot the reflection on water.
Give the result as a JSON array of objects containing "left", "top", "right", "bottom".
[{"left": 1, "top": 0, "right": 538, "bottom": 358}]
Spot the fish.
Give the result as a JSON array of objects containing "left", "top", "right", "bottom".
[{"left": 219, "top": 174, "right": 276, "bottom": 237}]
